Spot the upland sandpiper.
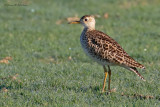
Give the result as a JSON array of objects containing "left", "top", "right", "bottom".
[{"left": 69, "top": 15, "right": 145, "bottom": 92}]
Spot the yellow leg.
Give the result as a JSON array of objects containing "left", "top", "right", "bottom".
[
  {"left": 108, "top": 66, "right": 111, "bottom": 91},
  {"left": 102, "top": 66, "right": 108, "bottom": 92}
]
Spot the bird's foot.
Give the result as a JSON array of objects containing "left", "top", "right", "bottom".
[
  {"left": 107, "top": 88, "right": 117, "bottom": 94},
  {"left": 101, "top": 89, "right": 106, "bottom": 93},
  {"left": 109, "top": 88, "right": 117, "bottom": 93},
  {"left": 102, "top": 88, "right": 117, "bottom": 94}
]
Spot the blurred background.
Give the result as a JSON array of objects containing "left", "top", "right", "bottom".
[{"left": 0, "top": 0, "right": 160, "bottom": 106}]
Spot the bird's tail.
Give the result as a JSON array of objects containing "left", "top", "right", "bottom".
[{"left": 129, "top": 67, "right": 146, "bottom": 81}]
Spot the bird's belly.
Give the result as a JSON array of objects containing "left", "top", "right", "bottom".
[{"left": 80, "top": 41, "right": 113, "bottom": 66}]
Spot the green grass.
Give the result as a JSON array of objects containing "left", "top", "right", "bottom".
[{"left": 0, "top": 0, "right": 160, "bottom": 106}]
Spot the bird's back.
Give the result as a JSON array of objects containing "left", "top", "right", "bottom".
[{"left": 80, "top": 29, "right": 145, "bottom": 69}]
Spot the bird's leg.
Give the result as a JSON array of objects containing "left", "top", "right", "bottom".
[
  {"left": 102, "top": 66, "right": 108, "bottom": 93},
  {"left": 108, "top": 65, "right": 111, "bottom": 91}
]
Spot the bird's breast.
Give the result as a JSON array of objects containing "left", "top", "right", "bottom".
[{"left": 80, "top": 30, "right": 112, "bottom": 66}]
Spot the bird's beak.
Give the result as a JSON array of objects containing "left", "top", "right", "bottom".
[{"left": 68, "top": 21, "right": 80, "bottom": 24}]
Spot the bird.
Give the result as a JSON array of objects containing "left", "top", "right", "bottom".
[{"left": 69, "top": 15, "right": 145, "bottom": 93}]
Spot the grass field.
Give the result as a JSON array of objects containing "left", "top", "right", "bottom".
[{"left": 0, "top": 0, "right": 160, "bottom": 106}]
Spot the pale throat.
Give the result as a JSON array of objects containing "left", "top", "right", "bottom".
[{"left": 84, "top": 22, "right": 95, "bottom": 30}]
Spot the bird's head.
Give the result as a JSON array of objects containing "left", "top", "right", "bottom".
[{"left": 69, "top": 15, "right": 95, "bottom": 29}]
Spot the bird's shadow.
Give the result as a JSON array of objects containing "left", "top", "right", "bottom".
[
  {"left": 65, "top": 85, "right": 160, "bottom": 101},
  {"left": 65, "top": 85, "right": 100, "bottom": 94}
]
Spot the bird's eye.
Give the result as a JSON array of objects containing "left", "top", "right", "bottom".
[{"left": 84, "top": 19, "right": 88, "bottom": 21}]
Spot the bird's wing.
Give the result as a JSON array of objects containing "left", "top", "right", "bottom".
[{"left": 86, "top": 30, "right": 145, "bottom": 69}]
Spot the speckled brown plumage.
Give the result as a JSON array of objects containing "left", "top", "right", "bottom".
[
  {"left": 81, "top": 29, "right": 145, "bottom": 80},
  {"left": 85, "top": 30, "right": 144, "bottom": 68},
  {"left": 70, "top": 15, "right": 146, "bottom": 92}
]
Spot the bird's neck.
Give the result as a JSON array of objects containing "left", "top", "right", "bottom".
[{"left": 83, "top": 27, "right": 95, "bottom": 31}]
